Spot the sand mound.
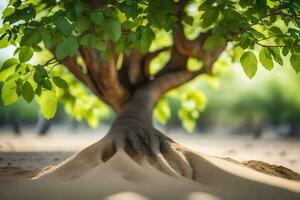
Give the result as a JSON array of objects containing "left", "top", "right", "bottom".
[
  {"left": 0, "top": 149, "right": 299, "bottom": 200},
  {"left": 242, "top": 160, "right": 300, "bottom": 181},
  {"left": 223, "top": 157, "right": 300, "bottom": 181}
]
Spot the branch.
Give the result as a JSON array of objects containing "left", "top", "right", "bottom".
[
  {"left": 229, "top": 6, "right": 292, "bottom": 41},
  {"left": 256, "top": 34, "right": 287, "bottom": 42},
  {"left": 79, "top": 47, "right": 129, "bottom": 112},
  {"left": 118, "top": 47, "right": 171, "bottom": 93},
  {"left": 172, "top": 16, "right": 223, "bottom": 67},
  {"left": 61, "top": 56, "right": 103, "bottom": 99},
  {"left": 149, "top": 68, "right": 206, "bottom": 100},
  {"left": 124, "top": 49, "right": 144, "bottom": 85},
  {"left": 173, "top": 17, "right": 203, "bottom": 59},
  {"left": 49, "top": 48, "right": 105, "bottom": 100},
  {"left": 255, "top": 43, "right": 295, "bottom": 48},
  {"left": 157, "top": 29, "right": 225, "bottom": 79},
  {"left": 142, "top": 46, "right": 171, "bottom": 78},
  {"left": 155, "top": 46, "right": 188, "bottom": 78},
  {"left": 79, "top": 48, "right": 104, "bottom": 93}
]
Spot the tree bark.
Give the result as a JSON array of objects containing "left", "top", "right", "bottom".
[{"left": 46, "top": 86, "right": 196, "bottom": 180}]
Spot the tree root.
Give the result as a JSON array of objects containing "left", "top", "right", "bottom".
[
  {"left": 32, "top": 126, "right": 300, "bottom": 184},
  {"left": 1, "top": 127, "right": 300, "bottom": 200},
  {"left": 2, "top": 128, "right": 300, "bottom": 184},
  {"left": 39, "top": 128, "right": 196, "bottom": 181}
]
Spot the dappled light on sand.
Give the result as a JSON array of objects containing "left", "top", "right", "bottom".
[
  {"left": 187, "top": 192, "right": 221, "bottom": 200},
  {"left": 104, "top": 192, "right": 150, "bottom": 200}
]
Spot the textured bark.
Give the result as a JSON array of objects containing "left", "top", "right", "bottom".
[{"left": 43, "top": 87, "right": 197, "bottom": 181}]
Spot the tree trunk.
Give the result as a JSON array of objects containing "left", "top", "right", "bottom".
[
  {"left": 37, "top": 86, "right": 300, "bottom": 187},
  {"left": 46, "top": 87, "right": 195, "bottom": 180}
]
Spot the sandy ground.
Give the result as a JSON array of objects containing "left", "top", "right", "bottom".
[
  {"left": 0, "top": 128, "right": 300, "bottom": 200},
  {"left": 0, "top": 128, "right": 299, "bottom": 173}
]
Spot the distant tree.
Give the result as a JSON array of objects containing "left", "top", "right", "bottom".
[{"left": 0, "top": 0, "right": 299, "bottom": 179}]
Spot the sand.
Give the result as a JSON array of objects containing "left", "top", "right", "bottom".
[{"left": 0, "top": 131, "right": 300, "bottom": 200}]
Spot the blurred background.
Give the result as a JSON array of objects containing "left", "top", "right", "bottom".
[{"left": 0, "top": 1, "right": 300, "bottom": 174}]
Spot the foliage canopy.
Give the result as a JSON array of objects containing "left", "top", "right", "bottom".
[{"left": 0, "top": 0, "right": 299, "bottom": 132}]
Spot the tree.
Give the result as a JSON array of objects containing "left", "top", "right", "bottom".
[{"left": 0, "top": 0, "right": 300, "bottom": 191}]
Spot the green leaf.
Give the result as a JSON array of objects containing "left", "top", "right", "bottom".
[
  {"left": 269, "top": 26, "right": 283, "bottom": 35},
  {"left": 90, "top": 11, "right": 104, "bottom": 25},
  {"left": 41, "top": 28, "right": 56, "bottom": 49},
  {"left": 74, "top": 16, "right": 91, "bottom": 33},
  {"left": 35, "top": 85, "right": 42, "bottom": 96},
  {"left": 239, "top": 34, "right": 250, "bottom": 49},
  {"left": 22, "top": 81, "right": 34, "bottom": 103},
  {"left": 104, "top": 18, "right": 121, "bottom": 42},
  {"left": 282, "top": 47, "right": 289, "bottom": 56},
  {"left": 56, "top": 36, "right": 78, "bottom": 60},
  {"left": 0, "top": 66, "right": 16, "bottom": 82},
  {"left": 240, "top": 51, "right": 257, "bottom": 79},
  {"left": 0, "top": 37, "right": 10, "bottom": 49},
  {"left": 33, "top": 66, "right": 48, "bottom": 83},
  {"left": 290, "top": 53, "right": 300, "bottom": 73},
  {"left": 81, "top": 34, "right": 106, "bottom": 50},
  {"left": 0, "top": 58, "right": 18, "bottom": 72},
  {"left": 92, "top": 38, "right": 106, "bottom": 51},
  {"left": 80, "top": 34, "right": 93, "bottom": 46},
  {"left": 178, "top": 109, "right": 196, "bottom": 133},
  {"left": 239, "top": 0, "right": 252, "bottom": 8},
  {"left": 54, "top": 18, "right": 72, "bottom": 36},
  {"left": 269, "top": 47, "right": 283, "bottom": 65},
  {"left": 138, "top": 27, "right": 155, "bottom": 53},
  {"left": 42, "top": 79, "right": 52, "bottom": 90},
  {"left": 259, "top": 48, "right": 273, "bottom": 71},
  {"left": 19, "top": 46, "right": 33, "bottom": 62},
  {"left": 20, "top": 28, "right": 41, "bottom": 47},
  {"left": 4, "top": 6, "right": 36, "bottom": 24},
  {"left": 183, "top": 15, "right": 193, "bottom": 26},
  {"left": 53, "top": 76, "right": 68, "bottom": 89},
  {"left": 186, "top": 91, "right": 207, "bottom": 111},
  {"left": 203, "top": 32, "right": 226, "bottom": 51},
  {"left": 86, "top": 109, "right": 99, "bottom": 128},
  {"left": 2, "top": 79, "right": 18, "bottom": 105},
  {"left": 32, "top": 44, "right": 42, "bottom": 52},
  {"left": 201, "top": 8, "right": 219, "bottom": 28},
  {"left": 37, "top": 90, "right": 57, "bottom": 119},
  {"left": 15, "top": 78, "right": 23, "bottom": 96},
  {"left": 295, "top": 18, "right": 300, "bottom": 27},
  {"left": 2, "top": 6, "right": 15, "bottom": 18}
]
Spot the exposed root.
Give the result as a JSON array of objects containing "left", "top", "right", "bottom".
[
  {"left": 148, "top": 135, "right": 181, "bottom": 178},
  {"left": 37, "top": 128, "right": 197, "bottom": 182},
  {"left": 23, "top": 126, "right": 299, "bottom": 184},
  {"left": 44, "top": 136, "right": 113, "bottom": 180},
  {"left": 164, "top": 143, "right": 193, "bottom": 179},
  {"left": 3, "top": 128, "right": 300, "bottom": 185}
]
